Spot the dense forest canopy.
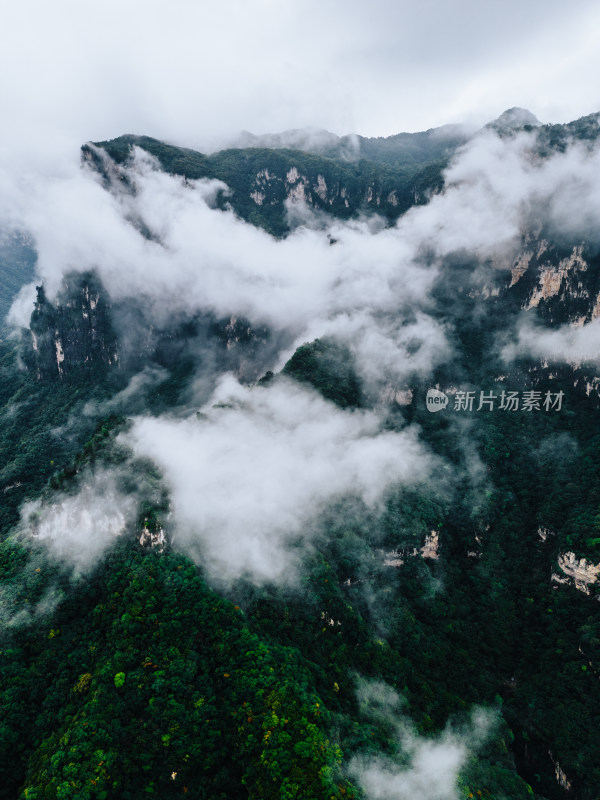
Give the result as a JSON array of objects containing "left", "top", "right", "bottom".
[{"left": 1, "top": 110, "right": 600, "bottom": 800}]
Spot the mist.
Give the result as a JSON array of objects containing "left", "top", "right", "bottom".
[
  {"left": 503, "top": 315, "right": 600, "bottom": 364},
  {"left": 126, "top": 375, "right": 436, "bottom": 584},
  {"left": 5, "top": 144, "right": 451, "bottom": 391},
  {"left": 4, "top": 99, "right": 600, "bottom": 589},
  {"left": 2, "top": 6, "right": 600, "bottom": 798},
  {"left": 20, "top": 469, "right": 138, "bottom": 574},
  {"left": 348, "top": 680, "right": 493, "bottom": 800},
  {"left": 10, "top": 123, "right": 600, "bottom": 391}
]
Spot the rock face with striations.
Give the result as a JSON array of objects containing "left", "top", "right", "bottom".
[{"left": 26, "top": 273, "right": 119, "bottom": 380}]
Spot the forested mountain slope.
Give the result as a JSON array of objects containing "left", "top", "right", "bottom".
[{"left": 1, "top": 111, "right": 600, "bottom": 800}]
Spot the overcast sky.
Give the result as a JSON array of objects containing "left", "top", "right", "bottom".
[{"left": 2, "top": 0, "right": 600, "bottom": 163}]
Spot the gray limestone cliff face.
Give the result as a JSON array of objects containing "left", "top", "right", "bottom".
[
  {"left": 25, "top": 274, "right": 119, "bottom": 381},
  {"left": 506, "top": 235, "right": 600, "bottom": 325}
]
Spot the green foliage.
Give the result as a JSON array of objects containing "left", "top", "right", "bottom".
[
  {"left": 0, "top": 233, "right": 36, "bottom": 327},
  {"left": 282, "top": 338, "right": 363, "bottom": 408},
  {"left": 92, "top": 135, "right": 448, "bottom": 236},
  {"left": 113, "top": 672, "right": 126, "bottom": 688},
  {"left": 0, "top": 546, "right": 355, "bottom": 799},
  {"left": 6, "top": 125, "right": 600, "bottom": 799},
  {"left": 2, "top": 323, "right": 599, "bottom": 797},
  {"left": 0, "top": 366, "right": 118, "bottom": 538}
]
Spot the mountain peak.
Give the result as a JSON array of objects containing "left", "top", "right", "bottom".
[{"left": 488, "top": 107, "right": 542, "bottom": 131}]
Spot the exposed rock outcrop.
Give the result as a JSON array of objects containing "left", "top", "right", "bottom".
[
  {"left": 25, "top": 274, "right": 119, "bottom": 381},
  {"left": 552, "top": 551, "right": 600, "bottom": 594}
]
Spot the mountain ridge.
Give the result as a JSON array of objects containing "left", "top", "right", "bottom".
[
  {"left": 88, "top": 108, "right": 600, "bottom": 238},
  {"left": 2, "top": 106, "right": 600, "bottom": 800}
]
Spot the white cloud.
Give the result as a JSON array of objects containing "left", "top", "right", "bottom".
[
  {"left": 5, "top": 145, "right": 447, "bottom": 385},
  {"left": 126, "top": 375, "right": 434, "bottom": 583},
  {"left": 348, "top": 680, "right": 493, "bottom": 800},
  {"left": 504, "top": 317, "right": 600, "bottom": 365},
  {"left": 20, "top": 471, "right": 137, "bottom": 573},
  {"left": 395, "top": 126, "right": 600, "bottom": 279},
  {"left": 8, "top": 125, "right": 600, "bottom": 386},
  {"left": 351, "top": 744, "right": 466, "bottom": 800}
]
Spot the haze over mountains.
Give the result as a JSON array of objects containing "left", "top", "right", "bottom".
[
  {"left": 1, "top": 106, "right": 600, "bottom": 799},
  {"left": 230, "top": 107, "right": 544, "bottom": 161}
]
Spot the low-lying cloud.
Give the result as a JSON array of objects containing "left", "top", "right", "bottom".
[
  {"left": 126, "top": 375, "right": 435, "bottom": 584},
  {"left": 20, "top": 470, "right": 137, "bottom": 573},
  {"left": 404, "top": 127, "right": 600, "bottom": 263},
  {"left": 1, "top": 469, "right": 139, "bottom": 629},
  {"left": 503, "top": 316, "right": 600, "bottom": 365},
  {"left": 5, "top": 120, "right": 600, "bottom": 588},
  {"left": 348, "top": 680, "right": 492, "bottom": 800},
  {"left": 7, "top": 125, "right": 600, "bottom": 390},
  {"left": 6, "top": 144, "right": 447, "bottom": 387}
]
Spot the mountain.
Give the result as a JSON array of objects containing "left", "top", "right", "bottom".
[
  {"left": 0, "top": 231, "right": 36, "bottom": 328},
  {"left": 232, "top": 121, "right": 474, "bottom": 166},
  {"left": 25, "top": 274, "right": 118, "bottom": 380},
  {"left": 88, "top": 108, "right": 600, "bottom": 242},
  {"left": 486, "top": 106, "right": 542, "bottom": 133},
  {"left": 85, "top": 134, "right": 448, "bottom": 237},
  {"left": 88, "top": 117, "right": 482, "bottom": 236},
  {"left": 2, "top": 109, "right": 600, "bottom": 800}
]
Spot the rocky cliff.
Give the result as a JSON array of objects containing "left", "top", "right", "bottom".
[
  {"left": 88, "top": 109, "right": 600, "bottom": 241},
  {"left": 25, "top": 273, "right": 118, "bottom": 380},
  {"left": 85, "top": 134, "right": 448, "bottom": 236}
]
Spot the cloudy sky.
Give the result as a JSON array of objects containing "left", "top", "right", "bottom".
[{"left": 3, "top": 0, "right": 600, "bottom": 163}]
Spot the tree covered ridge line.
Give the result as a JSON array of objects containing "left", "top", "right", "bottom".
[
  {"left": 2, "top": 318, "right": 599, "bottom": 798},
  {"left": 2, "top": 110, "right": 600, "bottom": 798},
  {"left": 87, "top": 107, "right": 600, "bottom": 238}
]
